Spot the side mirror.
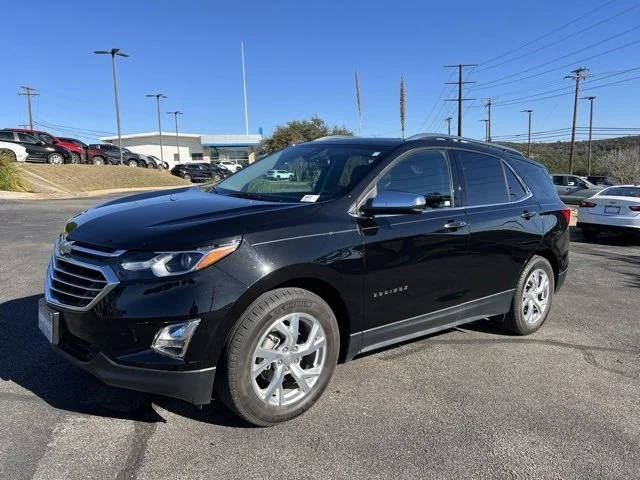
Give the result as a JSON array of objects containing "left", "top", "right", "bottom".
[{"left": 360, "top": 191, "right": 426, "bottom": 216}]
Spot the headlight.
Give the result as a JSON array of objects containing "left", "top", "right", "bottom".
[
  {"left": 121, "top": 241, "right": 239, "bottom": 277},
  {"left": 45, "top": 147, "right": 55, "bottom": 152}
]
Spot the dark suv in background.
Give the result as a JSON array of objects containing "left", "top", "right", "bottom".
[
  {"left": 171, "top": 162, "right": 229, "bottom": 182},
  {"left": 88, "top": 144, "right": 147, "bottom": 166},
  {"left": 0, "top": 130, "right": 71, "bottom": 164},
  {"left": 40, "top": 134, "right": 569, "bottom": 426}
]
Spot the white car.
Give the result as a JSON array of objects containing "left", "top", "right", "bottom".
[
  {"left": 265, "top": 169, "right": 295, "bottom": 181},
  {"left": 577, "top": 185, "right": 640, "bottom": 240},
  {"left": 0, "top": 141, "right": 28, "bottom": 163},
  {"left": 217, "top": 160, "right": 243, "bottom": 173}
]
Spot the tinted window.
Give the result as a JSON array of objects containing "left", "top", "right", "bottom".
[
  {"left": 600, "top": 186, "right": 640, "bottom": 198},
  {"left": 377, "top": 149, "right": 452, "bottom": 209},
  {"left": 39, "top": 133, "right": 55, "bottom": 144},
  {"left": 506, "top": 155, "right": 560, "bottom": 204},
  {"left": 17, "top": 133, "right": 39, "bottom": 144},
  {"left": 504, "top": 164, "right": 528, "bottom": 201},
  {"left": 457, "top": 151, "right": 507, "bottom": 205},
  {"left": 0, "top": 131, "right": 14, "bottom": 141},
  {"left": 552, "top": 175, "right": 564, "bottom": 186}
]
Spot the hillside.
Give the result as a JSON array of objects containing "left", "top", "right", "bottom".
[{"left": 499, "top": 135, "right": 640, "bottom": 174}]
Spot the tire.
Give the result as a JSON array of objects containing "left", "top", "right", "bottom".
[
  {"left": 183, "top": 174, "right": 192, "bottom": 182},
  {"left": 212, "top": 174, "right": 221, "bottom": 182},
  {"left": 70, "top": 152, "right": 81, "bottom": 164},
  {"left": 126, "top": 159, "right": 138, "bottom": 167},
  {"left": 581, "top": 227, "right": 599, "bottom": 241},
  {"left": 289, "top": 174, "right": 295, "bottom": 182},
  {"left": 91, "top": 156, "right": 105, "bottom": 166},
  {"left": 0, "top": 149, "right": 17, "bottom": 162},
  {"left": 503, "top": 255, "right": 555, "bottom": 335},
  {"left": 216, "top": 287, "right": 340, "bottom": 426},
  {"left": 47, "top": 152, "right": 64, "bottom": 165}
]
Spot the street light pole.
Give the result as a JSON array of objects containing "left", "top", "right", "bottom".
[
  {"left": 167, "top": 111, "right": 183, "bottom": 164},
  {"left": 521, "top": 109, "right": 533, "bottom": 157},
  {"left": 94, "top": 48, "right": 129, "bottom": 165},
  {"left": 147, "top": 93, "right": 167, "bottom": 164},
  {"left": 582, "top": 96, "right": 596, "bottom": 175},
  {"left": 445, "top": 116, "right": 452, "bottom": 135}
]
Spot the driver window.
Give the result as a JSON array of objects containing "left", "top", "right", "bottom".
[
  {"left": 377, "top": 149, "right": 453, "bottom": 208},
  {"left": 17, "top": 133, "right": 37, "bottom": 144}
]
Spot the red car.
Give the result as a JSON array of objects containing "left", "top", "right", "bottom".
[
  {"left": 3, "top": 128, "right": 84, "bottom": 164},
  {"left": 57, "top": 137, "right": 107, "bottom": 165}
]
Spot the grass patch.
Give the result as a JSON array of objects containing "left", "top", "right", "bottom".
[
  {"left": 19, "top": 164, "right": 190, "bottom": 193},
  {"left": 0, "top": 149, "right": 29, "bottom": 191}
]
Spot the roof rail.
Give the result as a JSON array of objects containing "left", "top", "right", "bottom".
[
  {"left": 405, "top": 133, "right": 525, "bottom": 157},
  {"left": 312, "top": 135, "right": 354, "bottom": 142}
]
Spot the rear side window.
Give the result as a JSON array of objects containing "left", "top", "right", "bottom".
[
  {"left": 17, "top": 133, "right": 38, "bottom": 144},
  {"left": 0, "top": 131, "right": 14, "bottom": 141},
  {"left": 506, "top": 155, "right": 560, "bottom": 204},
  {"left": 457, "top": 151, "right": 507, "bottom": 205},
  {"left": 504, "top": 165, "right": 528, "bottom": 201},
  {"left": 552, "top": 175, "right": 564, "bottom": 185}
]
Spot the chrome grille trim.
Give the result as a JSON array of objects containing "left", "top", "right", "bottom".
[
  {"left": 45, "top": 252, "right": 119, "bottom": 312},
  {"left": 70, "top": 243, "right": 126, "bottom": 258}
]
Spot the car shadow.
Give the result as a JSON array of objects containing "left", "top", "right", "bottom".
[
  {"left": 570, "top": 225, "right": 640, "bottom": 246},
  {"left": 0, "top": 294, "right": 249, "bottom": 427}
]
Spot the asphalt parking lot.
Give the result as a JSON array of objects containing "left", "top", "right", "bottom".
[{"left": 1, "top": 195, "right": 639, "bottom": 480}]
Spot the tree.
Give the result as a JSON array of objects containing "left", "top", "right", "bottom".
[
  {"left": 258, "top": 116, "right": 353, "bottom": 155},
  {"left": 596, "top": 146, "right": 640, "bottom": 184}
]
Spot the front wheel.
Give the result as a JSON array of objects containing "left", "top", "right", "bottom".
[
  {"left": 91, "top": 156, "right": 105, "bottom": 166},
  {"left": 183, "top": 173, "right": 192, "bottom": 182},
  {"left": 47, "top": 152, "right": 64, "bottom": 165},
  {"left": 70, "top": 152, "right": 81, "bottom": 164},
  {"left": 503, "top": 255, "right": 555, "bottom": 335},
  {"left": 216, "top": 288, "right": 340, "bottom": 426},
  {"left": 127, "top": 159, "right": 138, "bottom": 167}
]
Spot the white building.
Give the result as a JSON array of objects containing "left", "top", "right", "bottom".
[{"left": 99, "top": 132, "right": 262, "bottom": 168}]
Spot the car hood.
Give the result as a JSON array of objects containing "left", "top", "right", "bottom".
[{"left": 66, "top": 186, "right": 314, "bottom": 251}]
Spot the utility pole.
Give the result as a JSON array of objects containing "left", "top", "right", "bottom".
[
  {"left": 521, "top": 109, "right": 533, "bottom": 157},
  {"left": 479, "top": 119, "right": 489, "bottom": 141},
  {"left": 484, "top": 98, "right": 492, "bottom": 141},
  {"left": 582, "top": 96, "right": 596, "bottom": 175},
  {"left": 94, "top": 48, "right": 129, "bottom": 165},
  {"left": 18, "top": 86, "right": 39, "bottom": 130},
  {"left": 167, "top": 111, "right": 183, "bottom": 164},
  {"left": 445, "top": 116, "right": 452, "bottom": 135},
  {"left": 444, "top": 64, "right": 477, "bottom": 137},
  {"left": 146, "top": 93, "right": 167, "bottom": 164},
  {"left": 566, "top": 67, "right": 589, "bottom": 174},
  {"left": 241, "top": 41, "right": 249, "bottom": 135}
]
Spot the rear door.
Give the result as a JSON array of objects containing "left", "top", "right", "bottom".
[
  {"left": 16, "top": 133, "right": 47, "bottom": 161},
  {"left": 453, "top": 149, "right": 543, "bottom": 303},
  {"left": 360, "top": 148, "right": 470, "bottom": 350}
]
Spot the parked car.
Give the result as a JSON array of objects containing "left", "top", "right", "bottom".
[
  {"left": 0, "top": 130, "right": 71, "bottom": 164},
  {"left": 40, "top": 135, "right": 569, "bottom": 426},
  {"left": 148, "top": 155, "right": 165, "bottom": 169},
  {"left": 265, "top": 169, "right": 295, "bottom": 181},
  {"left": 216, "top": 160, "right": 243, "bottom": 173},
  {"left": 586, "top": 175, "right": 614, "bottom": 186},
  {"left": 57, "top": 137, "right": 109, "bottom": 165},
  {"left": 170, "top": 162, "right": 227, "bottom": 182},
  {"left": 577, "top": 185, "right": 640, "bottom": 240},
  {"left": 128, "top": 151, "right": 159, "bottom": 168},
  {"left": 551, "top": 173, "right": 603, "bottom": 204},
  {"left": 0, "top": 140, "right": 28, "bottom": 163},
  {"left": 87, "top": 144, "right": 145, "bottom": 166},
  {"left": 3, "top": 129, "right": 85, "bottom": 164}
]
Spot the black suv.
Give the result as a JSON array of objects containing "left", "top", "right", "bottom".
[
  {"left": 39, "top": 135, "right": 569, "bottom": 426},
  {"left": 0, "top": 130, "right": 71, "bottom": 164},
  {"left": 88, "top": 144, "right": 145, "bottom": 166},
  {"left": 171, "top": 162, "right": 228, "bottom": 182}
]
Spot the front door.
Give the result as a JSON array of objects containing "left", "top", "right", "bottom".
[{"left": 360, "top": 148, "right": 469, "bottom": 351}]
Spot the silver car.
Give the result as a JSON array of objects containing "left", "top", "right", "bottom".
[{"left": 551, "top": 174, "right": 604, "bottom": 205}]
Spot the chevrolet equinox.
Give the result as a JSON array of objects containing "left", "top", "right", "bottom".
[{"left": 40, "top": 134, "right": 569, "bottom": 426}]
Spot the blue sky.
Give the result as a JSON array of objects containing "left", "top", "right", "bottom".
[{"left": 1, "top": 0, "right": 639, "bottom": 143}]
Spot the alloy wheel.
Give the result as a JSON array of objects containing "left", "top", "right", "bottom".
[
  {"left": 251, "top": 312, "right": 326, "bottom": 407},
  {"left": 522, "top": 268, "right": 550, "bottom": 325},
  {"left": 48, "top": 153, "right": 63, "bottom": 164}
]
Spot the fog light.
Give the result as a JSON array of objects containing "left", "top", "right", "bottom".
[{"left": 152, "top": 319, "right": 200, "bottom": 359}]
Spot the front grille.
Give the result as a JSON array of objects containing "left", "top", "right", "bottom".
[{"left": 45, "top": 254, "right": 119, "bottom": 311}]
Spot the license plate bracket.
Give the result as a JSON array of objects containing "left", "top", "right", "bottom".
[
  {"left": 604, "top": 205, "right": 620, "bottom": 214},
  {"left": 38, "top": 298, "right": 60, "bottom": 344}
]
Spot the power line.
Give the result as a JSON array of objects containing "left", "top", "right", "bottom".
[
  {"left": 444, "top": 63, "right": 478, "bottom": 136},
  {"left": 478, "top": 0, "right": 617, "bottom": 68},
  {"left": 475, "top": 3, "right": 638, "bottom": 73}
]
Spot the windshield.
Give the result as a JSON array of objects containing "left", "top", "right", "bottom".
[
  {"left": 600, "top": 186, "right": 640, "bottom": 198},
  {"left": 212, "top": 144, "right": 390, "bottom": 202}
]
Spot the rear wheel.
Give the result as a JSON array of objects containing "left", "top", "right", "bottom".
[
  {"left": 127, "top": 159, "right": 138, "bottom": 167},
  {"left": 70, "top": 152, "right": 81, "bottom": 164},
  {"left": 47, "top": 152, "right": 64, "bottom": 165},
  {"left": 183, "top": 173, "right": 192, "bottom": 182},
  {"left": 216, "top": 287, "right": 339, "bottom": 426},
  {"left": 581, "top": 227, "right": 599, "bottom": 241},
  {"left": 503, "top": 255, "right": 554, "bottom": 335},
  {"left": 91, "top": 156, "right": 105, "bottom": 166},
  {"left": 0, "top": 149, "right": 17, "bottom": 162}
]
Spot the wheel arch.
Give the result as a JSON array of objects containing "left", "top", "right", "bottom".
[{"left": 532, "top": 248, "right": 559, "bottom": 290}]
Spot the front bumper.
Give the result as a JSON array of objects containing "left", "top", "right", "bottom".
[{"left": 54, "top": 343, "right": 215, "bottom": 405}]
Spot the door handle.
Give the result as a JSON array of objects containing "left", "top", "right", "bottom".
[
  {"left": 521, "top": 210, "right": 538, "bottom": 219},
  {"left": 443, "top": 220, "right": 467, "bottom": 230}
]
